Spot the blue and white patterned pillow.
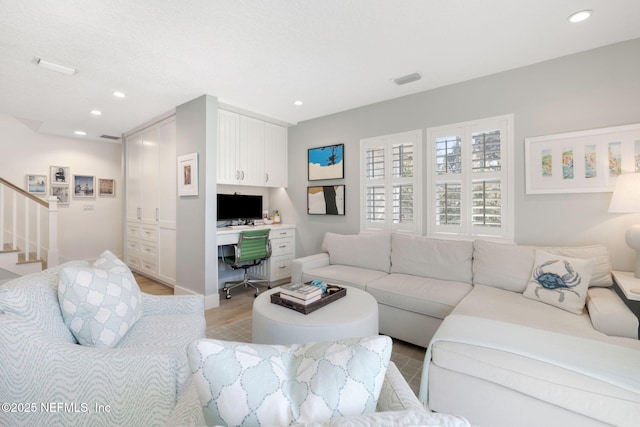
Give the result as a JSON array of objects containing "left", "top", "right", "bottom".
[
  {"left": 58, "top": 251, "right": 142, "bottom": 348},
  {"left": 187, "top": 335, "right": 392, "bottom": 427}
]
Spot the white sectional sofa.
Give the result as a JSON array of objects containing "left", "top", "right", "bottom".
[{"left": 292, "top": 232, "right": 640, "bottom": 426}]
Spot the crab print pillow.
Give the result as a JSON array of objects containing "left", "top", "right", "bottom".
[{"left": 523, "top": 250, "right": 593, "bottom": 314}]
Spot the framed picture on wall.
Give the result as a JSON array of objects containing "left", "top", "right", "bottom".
[
  {"left": 177, "top": 152, "right": 199, "bottom": 196},
  {"left": 26, "top": 174, "right": 47, "bottom": 195},
  {"left": 307, "top": 185, "right": 345, "bottom": 215},
  {"left": 308, "top": 143, "right": 344, "bottom": 181},
  {"left": 50, "top": 166, "right": 70, "bottom": 184},
  {"left": 73, "top": 175, "right": 95, "bottom": 198},
  {"left": 98, "top": 178, "right": 116, "bottom": 196},
  {"left": 50, "top": 184, "right": 70, "bottom": 205}
]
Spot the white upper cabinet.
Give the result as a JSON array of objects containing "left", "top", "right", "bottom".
[{"left": 217, "top": 108, "right": 288, "bottom": 187}]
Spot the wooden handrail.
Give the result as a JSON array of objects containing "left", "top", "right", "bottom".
[{"left": 0, "top": 177, "right": 49, "bottom": 208}]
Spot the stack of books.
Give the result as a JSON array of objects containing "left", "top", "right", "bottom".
[{"left": 279, "top": 283, "right": 323, "bottom": 305}]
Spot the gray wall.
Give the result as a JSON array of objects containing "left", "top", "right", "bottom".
[
  {"left": 272, "top": 38, "right": 640, "bottom": 271},
  {"left": 176, "top": 95, "right": 219, "bottom": 298}
]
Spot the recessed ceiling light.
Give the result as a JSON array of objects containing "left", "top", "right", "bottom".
[
  {"left": 74, "top": 130, "right": 87, "bottom": 136},
  {"left": 113, "top": 91, "right": 126, "bottom": 98},
  {"left": 90, "top": 109, "right": 102, "bottom": 116},
  {"left": 33, "top": 57, "right": 77, "bottom": 75},
  {"left": 568, "top": 9, "right": 592, "bottom": 23},
  {"left": 293, "top": 100, "right": 304, "bottom": 106}
]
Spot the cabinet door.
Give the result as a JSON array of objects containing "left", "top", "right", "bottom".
[
  {"left": 140, "top": 127, "right": 159, "bottom": 223},
  {"left": 239, "top": 115, "right": 265, "bottom": 186},
  {"left": 157, "top": 119, "right": 176, "bottom": 228},
  {"left": 217, "top": 110, "right": 241, "bottom": 184},
  {"left": 125, "top": 133, "right": 143, "bottom": 222},
  {"left": 264, "top": 122, "right": 288, "bottom": 187}
]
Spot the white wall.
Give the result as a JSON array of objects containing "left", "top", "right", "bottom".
[
  {"left": 273, "top": 38, "right": 640, "bottom": 271},
  {"left": 0, "top": 114, "right": 123, "bottom": 262}
]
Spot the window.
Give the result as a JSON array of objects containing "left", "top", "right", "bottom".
[
  {"left": 428, "top": 115, "right": 514, "bottom": 240},
  {"left": 360, "top": 130, "right": 422, "bottom": 233}
]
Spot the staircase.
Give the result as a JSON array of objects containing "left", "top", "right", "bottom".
[{"left": 0, "top": 177, "right": 58, "bottom": 278}]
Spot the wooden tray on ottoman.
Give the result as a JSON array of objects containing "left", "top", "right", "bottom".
[{"left": 270, "top": 286, "right": 347, "bottom": 315}]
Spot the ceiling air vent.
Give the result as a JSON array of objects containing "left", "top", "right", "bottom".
[
  {"left": 100, "top": 134, "right": 120, "bottom": 141},
  {"left": 393, "top": 72, "right": 422, "bottom": 86}
]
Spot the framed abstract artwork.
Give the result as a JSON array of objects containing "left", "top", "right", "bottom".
[
  {"left": 26, "top": 174, "right": 47, "bottom": 195},
  {"left": 525, "top": 123, "right": 640, "bottom": 194},
  {"left": 98, "top": 178, "right": 116, "bottom": 196},
  {"left": 50, "top": 184, "right": 70, "bottom": 205},
  {"left": 307, "top": 185, "right": 345, "bottom": 215},
  {"left": 308, "top": 144, "right": 344, "bottom": 181}
]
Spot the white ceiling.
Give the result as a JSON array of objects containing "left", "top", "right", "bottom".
[{"left": 1, "top": 0, "right": 640, "bottom": 142}]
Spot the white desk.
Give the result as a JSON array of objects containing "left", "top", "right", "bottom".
[{"left": 217, "top": 224, "right": 296, "bottom": 282}]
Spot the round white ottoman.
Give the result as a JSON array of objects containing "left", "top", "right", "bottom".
[{"left": 252, "top": 286, "right": 379, "bottom": 345}]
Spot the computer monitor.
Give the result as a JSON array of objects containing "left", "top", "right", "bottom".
[{"left": 217, "top": 193, "right": 263, "bottom": 222}]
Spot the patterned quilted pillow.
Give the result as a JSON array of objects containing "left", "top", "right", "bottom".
[
  {"left": 523, "top": 250, "right": 593, "bottom": 314},
  {"left": 187, "top": 335, "right": 392, "bottom": 427},
  {"left": 58, "top": 251, "right": 142, "bottom": 348}
]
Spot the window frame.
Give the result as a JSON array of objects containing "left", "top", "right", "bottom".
[
  {"left": 360, "top": 129, "right": 423, "bottom": 234},
  {"left": 427, "top": 114, "right": 514, "bottom": 241}
]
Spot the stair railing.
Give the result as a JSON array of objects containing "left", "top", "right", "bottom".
[{"left": 0, "top": 177, "right": 58, "bottom": 268}]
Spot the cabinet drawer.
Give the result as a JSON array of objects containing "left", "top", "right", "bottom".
[
  {"left": 126, "top": 254, "right": 141, "bottom": 270},
  {"left": 126, "top": 238, "right": 142, "bottom": 255},
  {"left": 140, "top": 226, "right": 158, "bottom": 241},
  {"left": 126, "top": 223, "right": 141, "bottom": 237},
  {"left": 141, "top": 240, "right": 158, "bottom": 257},
  {"left": 269, "top": 256, "right": 292, "bottom": 281},
  {"left": 270, "top": 228, "right": 294, "bottom": 239},
  {"left": 271, "top": 238, "right": 293, "bottom": 257},
  {"left": 140, "top": 257, "right": 159, "bottom": 275}
]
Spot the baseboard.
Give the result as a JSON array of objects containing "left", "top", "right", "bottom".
[{"left": 174, "top": 284, "right": 220, "bottom": 310}]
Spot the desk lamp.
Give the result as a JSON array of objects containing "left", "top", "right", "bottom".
[{"left": 609, "top": 173, "right": 640, "bottom": 278}]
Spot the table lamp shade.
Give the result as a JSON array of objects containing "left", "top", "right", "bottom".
[{"left": 609, "top": 173, "right": 640, "bottom": 278}]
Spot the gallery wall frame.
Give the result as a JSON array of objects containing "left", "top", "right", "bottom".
[
  {"left": 73, "top": 175, "right": 95, "bottom": 198},
  {"left": 50, "top": 166, "right": 70, "bottom": 184},
  {"left": 98, "top": 178, "right": 116, "bottom": 196},
  {"left": 308, "top": 143, "right": 344, "bottom": 181},
  {"left": 177, "top": 153, "right": 198, "bottom": 196},
  {"left": 50, "top": 184, "right": 70, "bottom": 205},
  {"left": 26, "top": 174, "right": 47, "bottom": 195},
  {"left": 307, "top": 185, "right": 345, "bottom": 215},
  {"left": 525, "top": 123, "right": 640, "bottom": 194}
]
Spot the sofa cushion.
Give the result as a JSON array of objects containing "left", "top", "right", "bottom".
[
  {"left": 523, "top": 250, "right": 593, "bottom": 315},
  {"left": 58, "top": 259, "right": 143, "bottom": 348},
  {"left": 301, "top": 264, "right": 389, "bottom": 291},
  {"left": 322, "top": 232, "right": 391, "bottom": 273},
  {"left": 473, "top": 241, "right": 612, "bottom": 292},
  {"left": 0, "top": 260, "right": 88, "bottom": 343},
  {"left": 391, "top": 234, "right": 473, "bottom": 284},
  {"left": 366, "top": 274, "right": 472, "bottom": 320},
  {"left": 187, "top": 335, "right": 392, "bottom": 427},
  {"left": 472, "top": 240, "right": 536, "bottom": 292}
]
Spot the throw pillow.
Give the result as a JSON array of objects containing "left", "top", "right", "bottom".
[
  {"left": 523, "top": 250, "right": 593, "bottom": 314},
  {"left": 58, "top": 253, "right": 143, "bottom": 348},
  {"left": 187, "top": 335, "right": 392, "bottom": 427}
]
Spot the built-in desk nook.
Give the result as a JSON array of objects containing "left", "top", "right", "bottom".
[{"left": 217, "top": 224, "right": 296, "bottom": 284}]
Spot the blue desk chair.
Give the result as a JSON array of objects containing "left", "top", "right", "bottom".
[{"left": 222, "top": 228, "right": 272, "bottom": 299}]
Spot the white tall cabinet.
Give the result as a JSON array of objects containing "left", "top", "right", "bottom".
[
  {"left": 124, "top": 116, "right": 177, "bottom": 286},
  {"left": 217, "top": 109, "right": 288, "bottom": 187}
]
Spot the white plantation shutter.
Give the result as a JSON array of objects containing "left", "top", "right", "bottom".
[
  {"left": 361, "top": 130, "right": 422, "bottom": 233},
  {"left": 428, "top": 115, "right": 513, "bottom": 240}
]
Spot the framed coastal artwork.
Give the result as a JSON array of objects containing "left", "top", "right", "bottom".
[
  {"left": 525, "top": 123, "right": 640, "bottom": 194},
  {"left": 26, "top": 174, "right": 47, "bottom": 195},
  {"left": 50, "top": 183, "right": 70, "bottom": 205},
  {"left": 98, "top": 178, "right": 116, "bottom": 196},
  {"left": 307, "top": 185, "right": 345, "bottom": 215},
  {"left": 73, "top": 175, "right": 95, "bottom": 198},
  {"left": 177, "top": 152, "right": 198, "bottom": 196},
  {"left": 308, "top": 143, "right": 344, "bottom": 181}
]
